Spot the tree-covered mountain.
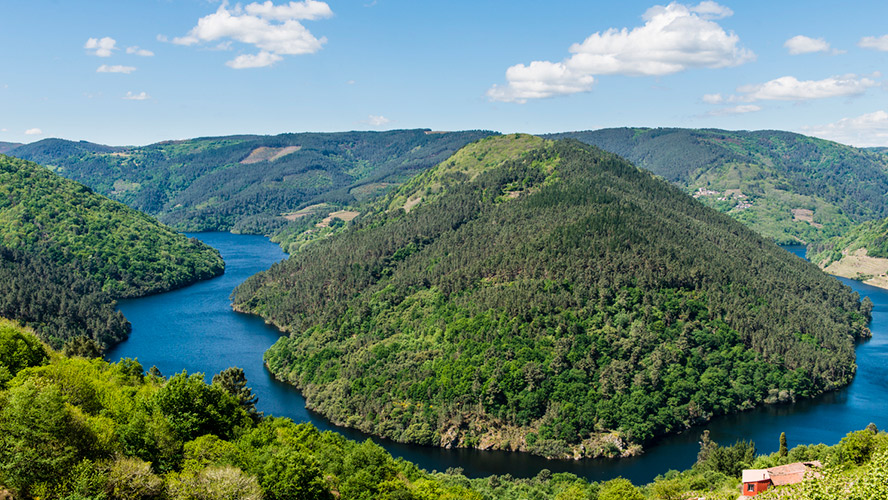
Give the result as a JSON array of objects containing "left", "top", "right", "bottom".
[
  {"left": 7, "top": 130, "right": 495, "bottom": 236},
  {"left": 232, "top": 135, "right": 871, "bottom": 458},
  {"left": 546, "top": 128, "right": 888, "bottom": 244},
  {"left": 0, "top": 154, "right": 223, "bottom": 298}
]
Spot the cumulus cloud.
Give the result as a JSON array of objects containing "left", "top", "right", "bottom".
[
  {"left": 859, "top": 35, "right": 888, "bottom": 52},
  {"left": 244, "top": 0, "right": 333, "bottom": 21},
  {"left": 708, "top": 104, "right": 761, "bottom": 115},
  {"left": 168, "top": 1, "right": 332, "bottom": 68},
  {"left": 804, "top": 111, "right": 888, "bottom": 147},
  {"left": 85, "top": 37, "right": 117, "bottom": 57},
  {"left": 784, "top": 35, "right": 832, "bottom": 55},
  {"left": 226, "top": 51, "right": 282, "bottom": 68},
  {"left": 367, "top": 115, "right": 390, "bottom": 126},
  {"left": 123, "top": 91, "right": 150, "bottom": 101},
  {"left": 97, "top": 64, "right": 137, "bottom": 74},
  {"left": 702, "top": 93, "right": 724, "bottom": 104},
  {"left": 736, "top": 74, "right": 878, "bottom": 101},
  {"left": 24, "top": 128, "right": 43, "bottom": 135},
  {"left": 126, "top": 46, "right": 154, "bottom": 57},
  {"left": 487, "top": 1, "right": 753, "bottom": 103}
]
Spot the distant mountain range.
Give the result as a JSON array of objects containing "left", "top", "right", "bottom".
[
  {"left": 547, "top": 128, "right": 888, "bottom": 244},
  {"left": 0, "top": 142, "right": 22, "bottom": 154},
  {"left": 11, "top": 128, "right": 886, "bottom": 248},
  {"left": 7, "top": 130, "right": 495, "bottom": 236}
]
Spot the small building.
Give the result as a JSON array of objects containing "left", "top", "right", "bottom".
[{"left": 741, "top": 461, "right": 822, "bottom": 496}]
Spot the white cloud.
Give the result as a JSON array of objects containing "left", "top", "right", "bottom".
[
  {"left": 487, "top": 62, "right": 595, "bottom": 103},
  {"left": 1, "top": 128, "right": 7, "bottom": 133},
  {"left": 24, "top": 128, "right": 43, "bottom": 135},
  {"left": 784, "top": 35, "right": 832, "bottom": 55},
  {"left": 97, "top": 64, "right": 137, "bottom": 74},
  {"left": 226, "top": 51, "right": 282, "bottom": 68},
  {"left": 708, "top": 104, "right": 761, "bottom": 115},
  {"left": 804, "top": 111, "right": 888, "bottom": 147},
  {"left": 123, "top": 91, "right": 150, "bottom": 101},
  {"left": 84, "top": 37, "right": 117, "bottom": 57},
  {"left": 168, "top": 1, "right": 332, "bottom": 68},
  {"left": 126, "top": 46, "right": 154, "bottom": 57},
  {"left": 367, "top": 115, "right": 390, "bottom": 126},
  {"left": 488, "top": 1, "right": 753, "bottom": 102},
  {"left": 736, "top": 74, "right": 878, "bottom": 101},
  {"left": 859, "top": 35, "right": 888, "bottom": 52},
  {"left": 702, "top": 93, "right": 724, "bottom": 104},
  {"left": 244, "top": 0, "right": 333, "bottom": 21}
]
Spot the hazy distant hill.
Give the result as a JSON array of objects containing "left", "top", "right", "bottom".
[
  {"left": 0, "top": 142, "right": 22, "bottom": 155},
  {"left": 8, "top": 130, "right": 495, "bottom": 236},
  {"left": 233, "top": 135, "right": 870, "bottom": 458},
  {"left": 546, "top": 128, "right": 888, "bottom": 244}
]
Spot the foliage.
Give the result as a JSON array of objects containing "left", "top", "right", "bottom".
[
  {"left": 212, "top": 367, "right": 261, "bottom": 421},
  {"left": 233, "top": 137, "right": 870, "bottom": 456},
  {"left": 549, "top": 128, "right": 888, "bottom": 244},
  {"left": 0, "top": 318, "right": 48, "bottom": 387},
  {"left": 0, "top": 154, "right": 224, "bottom": 297},
  {"left": 8, "top": 130, "right": 496, "bottom": 239},
  {"left": 0, "top": 245, "right": 130, "bottom": 349},
  {"left": 3, "top": 321, "right": 888, "bottom": 500}
]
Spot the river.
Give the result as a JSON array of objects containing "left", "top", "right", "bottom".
[{"left": 106, "top": 236, "right": 888, "bottom": 484}]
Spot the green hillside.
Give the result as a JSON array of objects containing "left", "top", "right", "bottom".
[
  {"left": 0, "top": 154, "right": 223, "bottom": 298},
  {"left": 4, "top": 318, "right": 888, "bottom": 500},
  {"left": 232, "top": 136, "right": 870, "bottom": 458},
  {"left": 7, "top": 130, "right": 495, "bottom": 237},
  {"left": 547, "top": 128, "right": 888, "bottom": 244}
]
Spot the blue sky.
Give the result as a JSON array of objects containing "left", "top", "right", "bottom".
[{"left": 2, "top": 0, "right": 887, "bottom": 146}]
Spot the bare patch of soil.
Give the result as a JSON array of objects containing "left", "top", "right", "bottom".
[{"left": 241, "top": 146, "right": 301, "bottom": 164}]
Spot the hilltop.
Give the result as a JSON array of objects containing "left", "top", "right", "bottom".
[
  {"left": 7, "top": 130, "right": 495, "bottom": 237},
  {"left": 547, "top": 128, "right": 888, "bottom": 244},
  {"left": 232, "top": 135, "right": 870, "bottom": 458}
]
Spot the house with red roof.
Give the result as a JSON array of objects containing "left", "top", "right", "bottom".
[{"left": 741, "top": 461, "right": 822, "bottom": 496}]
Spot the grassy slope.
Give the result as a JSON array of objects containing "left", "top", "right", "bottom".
[
  {"left": 547, "top": 128, "right": 888, "bottom": 245},
  {"left": 233, "top": 136, "right": 869, "bottom": 459},
  {"left": 0, "top": 154, "right": 223, "bottom": 298}
]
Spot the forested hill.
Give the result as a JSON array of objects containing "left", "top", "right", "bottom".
[
  {"left": 0, "top": 154, "right": 223, "bottom": 298},
  {"left": 546, "top": 128, "right": 888, "bottom": 244},
  {"left": 232, "top": 135, "right": 871, "bottom": 459},
  {"left": 7, "top": 129, "right": 495, "bottom": 235}
]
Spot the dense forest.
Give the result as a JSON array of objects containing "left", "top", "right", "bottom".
[
  {"left": 547, "top": 128, "right": 888, "bottom": 244},
  {"left": 3, "top": 318, "right": 885, "bottom": 500},
  {"left": 0, "top": 246, "right": 129, "bottom": 350},
  {"left": 0, "top": 154, "right": 223, "bottom": 298},
  {"left": 233, "top": 136, "right": 871, "bottom": 458},
  {"left": 7, "top": 130, "right": 495, "bottom": 237}
]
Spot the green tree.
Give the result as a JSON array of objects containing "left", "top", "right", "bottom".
[
  {"left": 260, "top": 450, "right": 332, "bottom": 500},
  {"left": 779, "top": 432, "right": 788, "bottom": 458},
  {"left": 212, "top": 367, "right": 260, "bottom": 421},
  {"left": 0, "top": 380, "right": 83, "bottom": 496},
  {"left": 598, "top": 478, "right": 644, "bottom": 500}
]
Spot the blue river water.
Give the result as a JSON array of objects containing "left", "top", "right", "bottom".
[{"left": 107, "top": 236, "right": 888, "bottom": 484}]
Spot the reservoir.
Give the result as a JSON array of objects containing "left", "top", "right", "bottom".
[{"left": 107, "top": 235, "right": 888, "bottom": 484}]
